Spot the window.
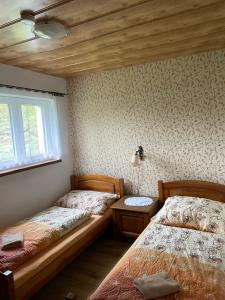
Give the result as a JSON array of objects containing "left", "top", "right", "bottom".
[{"left": 0, "top": 90, "right": 61, "bottom": 172}]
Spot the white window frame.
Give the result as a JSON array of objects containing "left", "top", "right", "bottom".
[{"left": 0, "top": 88, "right": 61, "bottom": 171}]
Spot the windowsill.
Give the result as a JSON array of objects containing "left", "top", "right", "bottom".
[{"left": 0, "top": 159, "right": 62, "bottom": 177}]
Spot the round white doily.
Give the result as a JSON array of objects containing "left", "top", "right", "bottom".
[{"left": 124, "top": 197, "right": 153, "bottom": 206}]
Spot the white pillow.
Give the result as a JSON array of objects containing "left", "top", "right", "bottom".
[{"left": 55, "top": 190, "right": 119, "bottom": 215}]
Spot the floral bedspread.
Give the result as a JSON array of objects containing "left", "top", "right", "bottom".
[
  {"left": 0, "top": 206, "right": 90, "bottom": 272},
  {"left": 90, "top": 223, "right": 225, "bottom": 300}
]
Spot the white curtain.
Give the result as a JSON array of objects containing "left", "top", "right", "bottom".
[{"left": 0, "top": 88, "right": 61, "bottom": 171}]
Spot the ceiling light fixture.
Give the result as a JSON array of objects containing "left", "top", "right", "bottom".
[
  {"left": 20, "top": 11, "right": 69, "bottom": 40},
  {"left": 20, "top": 11, "right": 35, "bottom": 26},
  {"left": 32, "top": 21, "right": 69, "bottom": 39}
]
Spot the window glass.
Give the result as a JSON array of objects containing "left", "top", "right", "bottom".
[
  {"left": 0, "top": 103, "right": 14, "bottom": 162},
  {"left": 22, "top": 104, "right": 45, "bottom": 158},
  {"left": 0, "top": 93, "right": 60, "bottom": 171}
]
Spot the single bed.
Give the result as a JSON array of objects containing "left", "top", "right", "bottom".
[
  {"left": 90, "top": 180, "right": 225, "bottom": 300},
  {"left": 0, "top": 174, "right": 124, "bottom": 300}
]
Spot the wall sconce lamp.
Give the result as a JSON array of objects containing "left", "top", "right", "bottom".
[{"left": 131, "top": 146, "right": 145, "bottom": 167}]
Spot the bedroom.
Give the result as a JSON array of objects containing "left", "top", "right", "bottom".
[{"left": 0, "top": 0, "right": 225, "bottom": 299}]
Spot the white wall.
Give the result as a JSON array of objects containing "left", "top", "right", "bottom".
[{"left": 0, "top": 64, "right": 72, "bottom": 226}]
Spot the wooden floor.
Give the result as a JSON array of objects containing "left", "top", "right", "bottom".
[{"left": 31, "top": 236, "right": 131, "bottom": 300}]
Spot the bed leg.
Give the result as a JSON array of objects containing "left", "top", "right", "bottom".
[{"left": 0, "top": 270, "right": 15, "bottom": 300}]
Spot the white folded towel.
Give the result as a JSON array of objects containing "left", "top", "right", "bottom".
[
  {"left": 134, "top": 272, "right": 180, "bottom": 299},
  {"left": 1, "top": 232, "right": 24, "bottom": 250}
]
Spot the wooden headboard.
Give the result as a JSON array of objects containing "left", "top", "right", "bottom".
[
  {"left": 70, "top": 174, "right": 124, "bottom": 197},
  {"left": 158, "top": 180, "right": 225, "bottom": 207}
]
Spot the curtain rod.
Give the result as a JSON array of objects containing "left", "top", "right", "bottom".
[{"left": 0, "top": 83, "right": 68, "bottom": 97}]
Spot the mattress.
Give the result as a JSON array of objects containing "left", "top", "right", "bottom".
[
  {"left": 0, "top": 206, "right": 90, "bottom": 272},
  {"left": 14, "top": 209, "right": 112, "bottom": 299},
  {"left": 90, "top": 221, "right": 225, "bottom": 300}
]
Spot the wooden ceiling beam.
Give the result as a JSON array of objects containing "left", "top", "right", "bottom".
[
  {"left": 22, "top": 18, "right": 225, "bottom": 72},
  {"left": 5, "top": 0, "right": 225, "bottom": 69},
  {"left": 44, "top": 31, "right": 225, "bottom": 75},
  {"left": 1, "top": 0, "right": 225, "bottom": 76},
  {"left": 0, "top": 0, "right": 220, "bottom": 60},
  {"left": 65, "top": 42, "right": 224, "bottom": 76},
  {"left": 62, "top": 41, "right": 225, "bottom": 77},
  {"left": 0, "top": 0, "right": 147, "bottom": 48},
  {"left": 0, "top": 0, "right": 62, "bottom": 27},
  {"left": 37, "top": 0, "right": 148, "bottom": 28},
  {"left": 60, "top": 43, "right": 225, "bottom": 77}
]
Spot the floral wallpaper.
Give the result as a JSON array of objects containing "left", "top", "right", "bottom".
[{"left": 67, "top": 49, "right": 225, "bottom": 196}]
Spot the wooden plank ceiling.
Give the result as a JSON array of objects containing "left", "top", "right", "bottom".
[{"left": 0, "top": 0, "right": 225, "bottom": 77}]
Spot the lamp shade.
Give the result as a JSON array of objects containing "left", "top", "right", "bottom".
[
  {"left": 32, "top": 21, "right": 69, "bottom": 39},
  {"left": 131, "top": 153, "right": 141, "bottom": 167}
]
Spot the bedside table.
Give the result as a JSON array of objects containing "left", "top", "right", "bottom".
[{"left": 111, "top": 195, "right": 158, "bottom": 240}]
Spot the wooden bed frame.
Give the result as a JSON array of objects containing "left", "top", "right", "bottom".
[
  {"left": 158, "top": 179, "right": 225, "bottom": 207},
  {"left": 0, "top": 174, "right": 124, "bottom": 300},
  {"left": 71, "top": 174, "right": 124, "bottom": 196},
  {"left": 89, "top": 180, "right": 225, "bottom": 300}
]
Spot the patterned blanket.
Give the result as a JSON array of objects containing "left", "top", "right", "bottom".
[
  {"left": 0, "top": 206, "right": 90, "bottom": 272},
  {"left": 90, "top": 223, "right": 225, "bottom": 300}
]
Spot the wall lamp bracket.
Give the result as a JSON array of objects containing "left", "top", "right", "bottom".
[
  {"left": 131, "top": 146, "right": 145, "bottom": 167},
  {"left": 136, "top": 146, "right": 144, "bottom": 160}
]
